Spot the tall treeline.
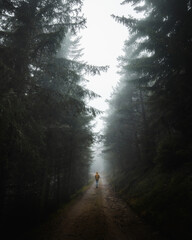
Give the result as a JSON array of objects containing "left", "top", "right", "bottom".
[
  {"left": 104, "top": 0, "right": 192, "bottom": 239},
  {"left": 0, "top": 0, "right": 105, "bottom": 230}
]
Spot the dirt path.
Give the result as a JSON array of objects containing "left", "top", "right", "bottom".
[{"left": 30, "top": 177, "right": 167, "bottom": 240}]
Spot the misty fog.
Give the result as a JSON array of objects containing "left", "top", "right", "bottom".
[{"left": 0, "top": 0, "right": 192, "bottom": 239}]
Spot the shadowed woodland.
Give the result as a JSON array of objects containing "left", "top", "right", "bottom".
[
  {"left": 0, "top": 0, "right": 192, "bottom": 240},
  {"left": 0, "top": 0, "right": 107, "bottom": 232},
  {"left": 104, "top": 0, "right": 192, "bottom": 239}
]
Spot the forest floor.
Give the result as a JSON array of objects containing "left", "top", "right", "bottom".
[{"left": 25, "top": 176, "right": 168, "bottom": 240}]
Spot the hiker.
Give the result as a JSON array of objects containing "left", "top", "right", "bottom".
[{"left": 95, "top": 172, "right": 100, "bottom": 188}]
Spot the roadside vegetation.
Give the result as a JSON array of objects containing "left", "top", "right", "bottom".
[
  {"left": 104, "top": 1, "right": 192, "bottom": 239},
  {"left": 0, "top": 0, "right": 106, "bottom": 234}
]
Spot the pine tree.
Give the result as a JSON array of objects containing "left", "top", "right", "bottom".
[
  {"left": 104, "top": 2, "right": 192, "bottom": 239},
  {"left": 111, "top": 0, "right": 192, "bottom": 167},
  {"left": 0, "top": 0, "right": 107, "bottom": 230}
]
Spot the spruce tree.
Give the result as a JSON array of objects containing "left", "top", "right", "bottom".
[{"left": 0, "top": 0, "right": 107, "bottom": 230}]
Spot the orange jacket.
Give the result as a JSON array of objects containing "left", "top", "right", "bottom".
[{"left": 95, "top": 173, "right": 100, "bottom": 181}]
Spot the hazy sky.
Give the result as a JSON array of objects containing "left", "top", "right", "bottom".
[{"left": 80, "top": 0, "right": 135, "bottom": 132}]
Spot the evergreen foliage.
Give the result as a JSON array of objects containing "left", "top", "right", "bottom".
[
  {"left": 104, "top": 0, "right": 192, "bottom": 239},
  {"left": 0, "top": 0, "right": 106, "bottom": 233}
]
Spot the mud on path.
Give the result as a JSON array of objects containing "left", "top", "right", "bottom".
[{"left": 30, "top": 177, "right": 167, "bottom": 240}]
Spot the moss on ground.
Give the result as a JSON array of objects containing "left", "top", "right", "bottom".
[{"left": 107, "top": 164, "right": 192, "bottom": 240}]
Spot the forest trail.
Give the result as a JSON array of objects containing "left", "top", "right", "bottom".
[{"left": 30, "top": 176, "right": 166, "bottom": 240}]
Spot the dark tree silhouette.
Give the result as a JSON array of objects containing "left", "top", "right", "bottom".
[
  {"left": 104, "top": 1, "right": 192, "bottom": 239},
  {"left": 0, "top": 0, "right": 107, "bottom": 233}
]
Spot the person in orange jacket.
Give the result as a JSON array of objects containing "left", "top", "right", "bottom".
[{"left": 95, "top": 172, "right": 100, "bottom": 188}]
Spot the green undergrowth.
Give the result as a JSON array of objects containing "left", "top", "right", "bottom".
[
  {"left": 107, "top": 164, "right": 192, "bottom": 240},
  {"left": 70, "top": 179, "right": 94, "bottom": 201},
  {"left": 21, "top": 179, "right": 94, "bottom": 240},
  {"left": 42, "top": 178, "right": 94, "bottom": 222}
]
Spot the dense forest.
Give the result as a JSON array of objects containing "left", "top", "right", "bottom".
[
  {"left": 1, "top": 0, "right": 192, "bottom": 239},
  {"left": 0, "top": 0, "right": 107, "bottom": 232},
  {"left": 104, "top": 0, "right": 192, "bottom": 239}
]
